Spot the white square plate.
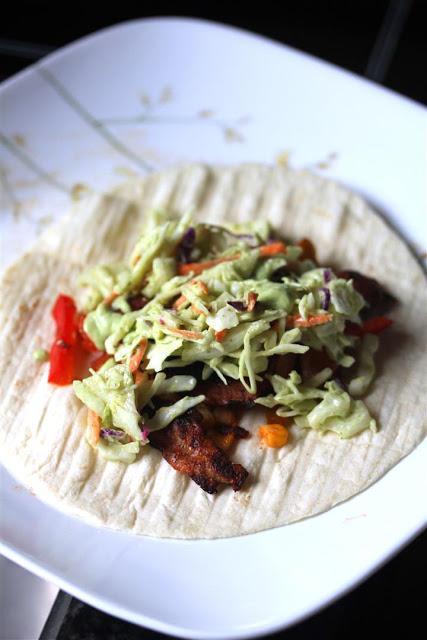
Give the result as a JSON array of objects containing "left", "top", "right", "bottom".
[{"left": 0, "top": 17, "right": 426, "bottom": 639}]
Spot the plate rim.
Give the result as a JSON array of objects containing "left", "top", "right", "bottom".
[
  {"left": 2, "top": 523, "right": 425, "bottom": 640},
  {"left": 1, "top": 15, "right": 426, "bottom": 115}
]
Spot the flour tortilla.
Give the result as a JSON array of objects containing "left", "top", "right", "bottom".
[{"left": 0, "top": 164, "right": 426, "bottom": 539}]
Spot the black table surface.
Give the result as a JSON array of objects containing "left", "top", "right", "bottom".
[{"left": 2, "top": 2, "right": 426, "bottom": 639}]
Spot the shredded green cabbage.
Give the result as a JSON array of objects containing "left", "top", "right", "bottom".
[
  {"left": 257, "top": 376, "right": 376, "bottom": 438},
  {"left": 329, "top": 279, "right": 365, "bottom": 318},
  {"left": 142, "top": 257, "right": 176, "bottom": 299},
  {"left": 72, "top": 208, "right": 382, "bottom": 462},
  {"left": 78, "top": 263, "right": 131, "bottom": 311},
  {"left": 348, "top": 334, "right": 379, "bottom": 397},
  {"left": 295, "top": 398, "right": 377, "bottom": 438},
  {"left": 83, "top": 304, "right": 123, "bottom": 351},
  {"left": 146, "top": 395, "right": 205, "bottom": 431},
  {"left": 95, "top": 440, "right": 140, "bottom": 464},
  {"left": 74, "top": 363, "right": 142, "bottom": 441}
]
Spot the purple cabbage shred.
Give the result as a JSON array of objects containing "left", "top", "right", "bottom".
[
  {"left": 323, "top": 268, "right": 332, "bottom": 284},
  {"left": 232, "top": 233, "right": 258, "bottom": 247},
  {"left": 219, "top": 227, "right": 258, "bottom": 247},
  {"left": 320, "top": 287, "right": 331, "bottom": 310},
  {"left": 127, "top": 294, "right": 148, "bottom": 311},
  {"left": 177, "top": 227, "right": 196, "bottom": 263},
  {"left": 141, "top": 425, "right": 150, "bottom": 440},
  {"left": 227, "top": 300, "right": 247, "bottom": 312},
  {"left": 100, "top": 428, "right": 125, "bottom": 440}
]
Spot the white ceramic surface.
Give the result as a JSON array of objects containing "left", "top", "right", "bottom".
[
  {"left": 0, "top": 17, "right": 426, "bottom": 639},
  {"left": 0, "top": 556, "right": 58, "bottom": 640}
]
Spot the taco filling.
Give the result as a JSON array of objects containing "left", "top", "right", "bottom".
[{"left": 44, "top": 210, "right": 396, "bottom": 493}]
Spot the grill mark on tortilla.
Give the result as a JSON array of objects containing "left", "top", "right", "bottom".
[
  {"left": 198, "top": 167, "right": 237, "bottom": 224},
  {"left": 232, "top": 165, "right": 270, "bottom": 225},
  {"left": 56, "top": 409, "right": 97, "bottom": 500},
  {"left": 92, "top": 444, "right": 129, "bottom": 502}
]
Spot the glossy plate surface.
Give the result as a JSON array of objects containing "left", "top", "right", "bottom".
[{"left": 0, "top": 17, "right": 426, "bottom": 639}]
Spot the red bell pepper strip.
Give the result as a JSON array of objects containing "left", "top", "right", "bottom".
[
  {"left": 49, "top": 294, "right": 94, "bottom": 385},
  {"left": 48, "top": 294, "right": 79, "bottom": 385},
  {"left": 362, "top": 316, "right": 393, "bottom": 334},
  {"left": 51, "top": 294, "right": 77, "bottom": 345},
  {"left": 48, "top": 339, "right": 75, "bottom": 386},
  {"left": 75, "top": 312, "right": 99, "bottom": 352},
  {"left": 48, "top": 294, "right": 109, "bottom": 384},
  {"left": 346, "top": 316, "right": 393, "bottom": 336}
]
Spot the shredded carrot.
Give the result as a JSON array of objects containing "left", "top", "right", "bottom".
[
  {"left": 173, "top": 294, "right": 188, "bottom": 310},
  {"left": 215, "top": 329, "right": 228, "bottom": 342},
  {"left": 104, "top": 291, "right": 119, "bottom": 305},
  {"left": 287, "top": 313, "right": 333, "bottom": 328},
  {"left": 191, "top": 304, "right": 206, "bottom": 315},
  {"left": 164, "top": 325, "right": 203, "bottom": 340},
  {"left": 259, "top": 242, "right": 287, "bottom": 257},
  {"left": 88, "top": 410, "right": 101, "bottom": 445},
  {"left": 264, "top": 408, "right": 289, "bottom": 426},
  {"left": 298, "top": 238, "right": 316, "bottom": 262},
  {"left": 173, "top": 281, "right": 209, "bottom": 312},
  {"left": 178, "top": 255, "right": 239, "bottom": 276},
  {"left": 129, "top": 338, "right": 148, "bottom": 373},
  {"left": 133, "top": 369, "right": 147, "bottom": 385},
  {"left": 259, "top": 423, "right": 289, "bottom": 448},
  {"left": 192, "top": 280, "right": 209, "bottom": 295},
  {"left": 247, "top": 291, "right": 258, "bottom": 312}
]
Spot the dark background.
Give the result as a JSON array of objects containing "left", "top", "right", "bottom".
[
  {"left": 1, "top": 0, "right": 427, "bottom": 103},
  {"left": 2, "top": 1, "right": 426, "bottom": 639}
]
